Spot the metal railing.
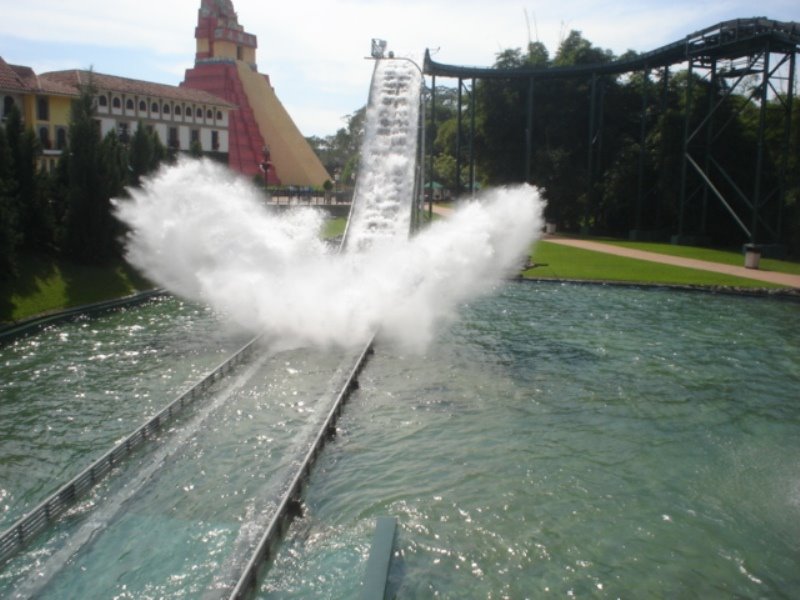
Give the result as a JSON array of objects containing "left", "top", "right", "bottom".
[
  {"left": 0, "top": 334, "right": 262, "bottom": 566},
  {"left": 228, "top": 336, "right": 375, "bottom": 600}
]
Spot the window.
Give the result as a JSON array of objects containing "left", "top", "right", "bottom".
[
  {"left": 237, "top": 46, "right": 243, "bottom": 60},
  {"left": 216, "top": 111, "right": 223, "bottom": 121},
  {"left": 175, "top": 105, "right": 182, "bottom": 116},
  {"left": 139, "top": 100, "right": 147, "bottom": 112},
  {"left": 206, "top": 109, "right": 213, "bottom": 119},
  {"left": 151, "top": 102, "right": 159, "bottom": 113},
  {"left": 3, "top": 96, "right": 14, "bottom": 118},
  {"left": 98, "top": 95, "right": 108, "bottom": 107},
  {"left": 163, "top": 104, "right": 171, "bottom": 115},
  {"left": 112, "top": 97, "right": 122, "bottom": 109},
  {"left": 38, "top": 126, "right": 50, "bottom": 149},
  {"left": 190, "top": 129, "right": 200, "bottom": 144},
  {"left": 118, "top": 122, "right": 130, "bottom": 143},
  {"left": 211, "top": 130, "right": 219, "bottom": 151},
  {"left": 37, "top": 97, "right": 49, "bottom": 121},
  {"left": 168, "top": 127, "right": 179, "bottom": 149},
  {"left": 56, "top": 127, "right": 67, "bottom": 150},
  {"left": 196, "top": 107, "right": 203, "bottom": 118},
  {"left": 126, "top": 99, "right": 134, "bottom": 110}
]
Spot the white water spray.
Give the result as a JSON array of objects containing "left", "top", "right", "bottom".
[
  {"left": 115, "top": 159, "right": 544, "bottom": 351},
  {"left": 116, "top": 57, "right": 543, "bottom": 350}
]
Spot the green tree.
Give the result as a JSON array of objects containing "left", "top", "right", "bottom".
[
  {"left": 63, "top": 79, "right": 117, "bottom": 263},
  {"left": 0, "top": 125, "right": 19, "bottom": 278}
]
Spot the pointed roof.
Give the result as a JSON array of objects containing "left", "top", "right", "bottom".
[{"left": 0, "top": 56, "right": 32, "bottom": 93}]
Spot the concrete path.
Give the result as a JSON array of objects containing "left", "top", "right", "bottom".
[
  {"left": 429, "top": 204, "right": 799, "bottom": 289},
  {"left": 544, "top": 237, "right": 800, "bottom": 289}
]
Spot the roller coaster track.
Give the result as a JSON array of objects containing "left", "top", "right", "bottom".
[{"left": 424, "top": 17, "right": 800, "bottom": 79}]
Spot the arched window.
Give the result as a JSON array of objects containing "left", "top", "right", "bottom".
[
  {"left": 163, "top": 104, "right": 171, "bottom": 115},
  {"left": 206, "top": 109, "right": 213, "bottom": 119},
  {"left": 196, "top": 107, "right": 203, "bottom": 118},
  {"left": 216, "top": 111, "right": 223, "bottom": 121},
  {"left": 175, "top": 105, "right": 182, "bottom": 116},
  {"left": 39, "top": 126, "right": 50, "bottom": 149},
  {"left": 139, "top": 100, "right": 147, "bottom": 112},
  {"left": 98, "top": 95, "right": 108, "bottom": 107},
  {"left": 112, "top": 97, "right": 121, "bottom": 109},
  {"left": 56, "top": 127, "right": 68, "bottom": 150},
  {"left": 126, "top": 99, "right": 134, "bottom": 110},
  {"left": 151, "top": 102, "right": 159, "bottom": 113}
]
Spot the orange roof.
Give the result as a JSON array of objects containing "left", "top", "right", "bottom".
[
  {"left": 40, "top": 69, "right": 234, "bottom": 107},
  {"left": 0, "top": 57, "right": 33, "bottom": 93}
]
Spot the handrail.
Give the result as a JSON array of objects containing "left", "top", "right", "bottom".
[
  {"left": 227, "top": 336, "right": 375, "bottom": 600},
  {"left": 0, "top": 334, "right": 262, "bottom": 566}
]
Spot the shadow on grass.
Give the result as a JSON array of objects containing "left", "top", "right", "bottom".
[
  {"left": 0, "top": 254, "right": 60, "bottom": 323},
  {"left": 61, "top": 260, "right": 150, "bottom": 311},
  {"left": 0, "top": 253, "right": 153, "bottom": 324}
]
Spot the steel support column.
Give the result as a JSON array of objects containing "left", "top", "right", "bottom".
[
  {"left": 469, "top": 78, "right": 476, "bottom": 195},
  {"left": 429, "top": 74, "right": 436, "bottom": 220},
  {"left": 752, "top": 42, "right": 771, "bottom": 243},
  {"left": 678, "top": 58, "right": 694, "bottom": 238},
  {"left": 525, "top": 77, "right": 534, "bottom": 183},
  {"left": 635, "top": 68, "right": 649, "bottom": 233},
  {"left": 456, "top": 77, "right": 463, "bottom": 197}
]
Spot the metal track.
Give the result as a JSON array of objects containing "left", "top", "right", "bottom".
[
  {"left": 0, "top": 334, "right": 262, "bottom": 566},
  {"left": 227, "top": 336, "right": 375, "bottom": 600}
]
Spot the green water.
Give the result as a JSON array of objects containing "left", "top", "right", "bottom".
[
  {"left": 263, "top": 283, "right": 800, "bottom": 598},
  {"left": 0, "top": 297, "right": 248, "bottom": 529},
  {"left": 1, "top": 283, "right": 799, "bottom": 598}
]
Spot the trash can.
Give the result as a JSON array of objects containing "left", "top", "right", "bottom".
[{"left": 744, "top": 243, "right": 761, "bottom": 269}]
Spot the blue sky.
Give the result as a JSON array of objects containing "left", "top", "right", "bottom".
[{"left": 1, "top": 0, "right": 797, "bottom": 137}]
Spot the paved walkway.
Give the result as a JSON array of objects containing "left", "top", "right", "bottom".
[
  {"left": 544, "top": 237, "right": 800, "bottom": 289},
  {"left": 429, "top": 204, "right": 800, "bottom": 289}
]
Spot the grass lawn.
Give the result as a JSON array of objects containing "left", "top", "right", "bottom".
[
  {"left": 598, "top": 239, "right": 800, "bottom": 276},
  {"left": 1, "top": 254, "right": 152, "bottom": 325},
  {"left": 524, "top": 240, "right": 787, "bottom": 289},
  {"left": 322, "top": 217, "right": 347, "bottom": 239}
]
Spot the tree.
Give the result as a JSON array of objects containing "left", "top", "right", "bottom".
[
  {"left": 63, "top": 78, "right": 117, "bottom": 263},
  {"left": 0, "top": 125, "right": 19, "bottom": 278}
]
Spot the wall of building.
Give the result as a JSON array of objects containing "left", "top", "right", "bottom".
[
  {"left": 235, "top": 61, "right": 330, "bottom": 187},
  {"left": 94, "top": 92, "right": 230, "bottom": 154}
]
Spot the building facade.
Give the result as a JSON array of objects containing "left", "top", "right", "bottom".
[
  {"left": 41, "top": 69, "right": 234, "bottom": 160},
  {"left": 2, "top": 0, "right": 327, "bottom": 186}
]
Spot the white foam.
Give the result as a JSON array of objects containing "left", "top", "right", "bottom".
[{"left": 115, "top": 158, "right": 544, "bottom": 352}]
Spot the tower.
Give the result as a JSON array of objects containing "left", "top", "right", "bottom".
[{"left": 182, "top": 0, "right": 330, "bottom": 186}]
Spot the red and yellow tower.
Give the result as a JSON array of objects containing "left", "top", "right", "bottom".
[{"left": 183, "top": 0, "right": 329, "bottom": 186}]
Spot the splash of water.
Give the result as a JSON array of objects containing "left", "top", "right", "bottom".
[{"left": 115, "top": 158, "right": 544, "bottom": 351}]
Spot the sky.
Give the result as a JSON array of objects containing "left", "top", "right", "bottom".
[{"left": 0, "top": 0, "right": 797, "bottom": 138}]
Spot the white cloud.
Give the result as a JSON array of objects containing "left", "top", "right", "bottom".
[{"left": 2, "top": 0, "right": 796, "bottom": 136}]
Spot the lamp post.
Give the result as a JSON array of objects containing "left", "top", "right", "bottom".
[{"left": 260, "top": 144, "right": 272, "bottom": 188}]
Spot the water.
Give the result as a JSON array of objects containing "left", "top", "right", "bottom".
[
  {"left": 344, "top": 59, "right": 422, "bottom": 252},
  {"left": 0, "top": 297, "right": 247, "bottom": 530},
  {"left": 4, "top": 344, "right": 362, "bottom": 598},
  {"left": 262, "top": 282, "right": 800, "bottom": 598}
]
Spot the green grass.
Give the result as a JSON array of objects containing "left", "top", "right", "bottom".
[
  {"left": 524, "top": 241, "right": 786, "bottom": 289},
  {"left": 599, "top": 239, "right": 800, "bottom": 276},
  {"left": 1, "top": 254, "right": 152, "bottom": 324},
  {"left": 322, "top": 217, "right": 347, "bottom": 239}
]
